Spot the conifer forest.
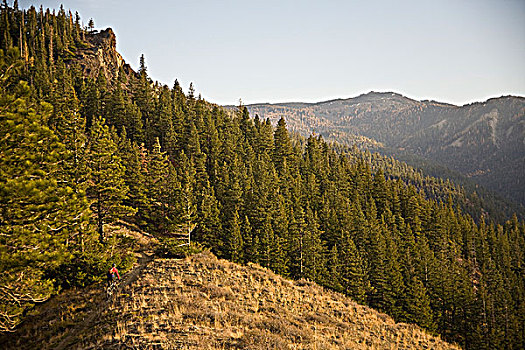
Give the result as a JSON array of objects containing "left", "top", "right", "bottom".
[{"left": 0, "top": 3, "right": 524, "bottom": 349}]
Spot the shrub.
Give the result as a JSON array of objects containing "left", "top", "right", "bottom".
[
  {"left": 156, "top": 239, "right": 204, "bottom": 258},
  {"left": 46, "top": 234, "right": 136, "bottom": 289}
]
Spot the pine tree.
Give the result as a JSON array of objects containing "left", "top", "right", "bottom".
[
  {"left": 242, "top": 215, "right": 258, "bottom": 263},
  {"left": 271, "top": 195, "right": 290, "bottom": 276},
  {"left": 406, "top": 194, "right": 422, "bottom": 237},
  {"left": 86, "top": 116, "right": 132, "bottom": 242},
  {"left": 372, "top": 168, "right": 388, "bottom": 217},
  {"left": 255, "top": 117, "right": 273, "bottom": 155},
  {"left": 303, "top": 206, "right": 326, "bottom": 282},
  {"left": 117, "top": 130, "right": 148, "bottom": 227},
  {"left": 339, "top": 232, "right": 366, "bottom": 303},
  {"left": 239, "top": 105, "right": 256, "bottom": 146},
  {"left": 87, "top": 18, "right": 94, "bottom": 33},
  {"left": 259, "top": 215, "right": 275, "bottom": 268},
  {"left": 273, "top": 117, "right": 293, "bottom": 174},
  {"left": 133, "top": 54, "right": 154, "bottom": 146},
  {"left": 404, "top": 276, "right": 436, "bottom": 332},
  {"left": 288, "top": 206, "right": 306, "bottom": 278},
  {"left": 367, "top": 222, "right": 387, "bottom": 309},
  {"left": 144, "top": 138, "right": 174, "bottom": 234},
  {"left": 175, "top": 151, "right": 197, "bottom": 245},
  {"left": 382, "top": 227, "right": 405, "bottom": 319},
  {"left": 0, "top": 81, "right": 89, "bottom": 331},
  {"left": 46, "top": 58, "right": 91, "bottom": 247},
  {"left": 225, "top": 210, "right": 243, "bottom": 263},
  {"left": 196, "top": 183, "right": 222, "bottom": 254},
  {"left": 326, "top": 244, "right": 343, "bottom": 292},
  {"left": 80, "top": 78, "right": 100, "bottom": 129}
]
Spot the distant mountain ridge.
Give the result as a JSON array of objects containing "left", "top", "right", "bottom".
[{"left": 243, "top": 92, "right": 525, "bottom": 206}]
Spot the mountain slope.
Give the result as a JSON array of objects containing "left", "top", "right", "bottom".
[
  {"left": 245, "top": 92, "right": 525, "bottom": 206},
  {"left": 2, "top": 4, "right": 524, "bottom": 348},
  {"left": 1, "top": 251, "right": 457, "bottom": 349}
]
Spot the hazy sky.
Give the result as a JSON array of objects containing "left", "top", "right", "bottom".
[{"left": 19, "top": 0, "right": 525, "bottom": 106}]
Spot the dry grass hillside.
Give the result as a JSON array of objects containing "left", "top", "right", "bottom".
[{"left": 1, "top": 251, "right": 458, "bottom": 349}]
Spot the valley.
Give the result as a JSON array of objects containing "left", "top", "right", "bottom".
[{"left": 244, "top": 92, "right": 525, "bottom": 206}]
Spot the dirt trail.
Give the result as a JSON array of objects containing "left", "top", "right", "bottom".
[
  {"left": 55, "top": 251, "right": 154, "bottom": 350},
  {"left": 2, "top": 249, "right": 458, "bottom": 349}
]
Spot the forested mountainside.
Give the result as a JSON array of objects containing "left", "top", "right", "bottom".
[
  {"left": 1, "top": 3, "right": 524, "bottom": 349},
  {"left": 245, "top": 92, "right": 525, "bottom": 207}
]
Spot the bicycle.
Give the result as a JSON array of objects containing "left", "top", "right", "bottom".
[{"left": 106, "top": 279, "right": 119, "bottom": 301}]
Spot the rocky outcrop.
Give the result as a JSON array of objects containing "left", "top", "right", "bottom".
[{"left": 67, "top": 28, "right": 135, "bottom": 82}]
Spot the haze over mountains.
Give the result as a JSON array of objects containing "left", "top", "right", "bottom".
[{"left": 244, "top": 92, "right": 525, "bottom": 206}]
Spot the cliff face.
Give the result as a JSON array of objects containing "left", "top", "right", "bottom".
[{"left": 68, "top": 28, "right": 135, "bottom": 82}]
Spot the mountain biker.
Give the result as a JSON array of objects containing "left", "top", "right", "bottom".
[{"left": 107, "top": 263, "right": 121, "bottom": 287}]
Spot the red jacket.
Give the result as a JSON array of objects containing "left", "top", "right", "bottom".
[{"left": 109, "top": 266, "right": 120, "bottom": 279}]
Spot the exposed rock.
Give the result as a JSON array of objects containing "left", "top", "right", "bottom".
[{"left": 66, "top": 28, "right": 135, "bottom": 82}]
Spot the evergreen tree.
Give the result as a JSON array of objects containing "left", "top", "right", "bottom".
[
  {"left": 303, "top": 206, "right": 325, "bottom": 282},
  {"left": 367, "top": 223, "right": 388, "bottom": 309},
  {"left": 325, "top": 244, "right": 343, "bottom": 292},
  {"left": 117, "top": 130, "right": 148, "bottom": 227},
  {"left": 86, "top": 116, "right": 132, "bottom": 242},
  {"left": 175, "top": 151, "right": 197, "bottom": 244},
  {"left": 273, "top": 117, "right": 293, "bottom": 174},
  {"left": 404, "top": 276, "right": 436, "bottom": 332},
  {"left": 382, "top": 227, "right": 405, "bottom": 319},
  {"left": 242, "top": 215, "right": 258, "bottom": 263},
  {"left": 225, "top": 210, "right": 243, "bottom": 263},
  {"left": 372, "top": 168, "right": 388, "bottom": 217},
  {"left": 339, "top": 232, "right": 366, "bottom": 303},
  {"left": 0, "top": 81, "right": 89, "bottom": 331},
  {"left": 271, "top": 195, "right": 290, "bottom": 275},
  {"left": 288, "top": 206, "right": 306, "bottom": 278},
  {"left": 195, "top": 183, "right": 222, "bottom": 253},
  {"left": 258, "top": 215, "right": 275, "bottom": 268},
  {"left": 144, "top": 138, "right": 174, "bottom": 234}
]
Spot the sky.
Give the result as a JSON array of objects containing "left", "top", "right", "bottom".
[{"left": 18, "top": 0, "right": 525, "bottom": 106}]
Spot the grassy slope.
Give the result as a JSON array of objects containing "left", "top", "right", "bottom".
[{"left": 1, "top": 247, "right": 457, "bottom": 349}]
